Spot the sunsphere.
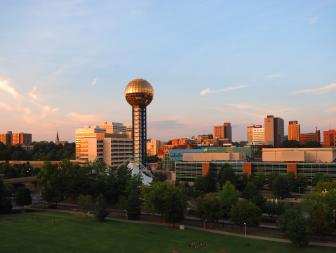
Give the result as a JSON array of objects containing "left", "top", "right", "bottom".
[{"left": 125, "top": 79, "right": 154, "bottom": 167}]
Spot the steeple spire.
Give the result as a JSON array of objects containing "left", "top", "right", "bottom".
[{"left": 55, "top": 131, "right": 60, "bottom": 145}]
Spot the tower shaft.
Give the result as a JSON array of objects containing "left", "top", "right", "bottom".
[{"left": 132, "top": 106, "right": 147, "bottom": 166}]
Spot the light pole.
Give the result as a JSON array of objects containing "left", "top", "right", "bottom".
[{"left": 244, "top": 222, "right": 247, "bottom": 237}]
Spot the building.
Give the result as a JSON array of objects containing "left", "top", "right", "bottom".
[
  {"left": 100, "top": 122, "right": 127, "bottom": 134},
  {"left": 213, "top": 122, "right": 232, "bottom": 143},
  {"left": 247, "top": 125, "right": 264, "bottom": 145},
  {"left": 300, "top": 130, "right": 320, "bottom": 145},
  {"left": 0, "top": 131, "right": 32, "bottom": 145},
  {"left": 264, "top": 115, "right": 284, "bottom": 147},
  {"left": 75, "top": 126, "right": 132, "bottom": 167},
  {"left": 323, "top": 129, "right": 336, "bottom": 147},
  {"left": 172, "top": 138, "right": 193, "bottom": 146},
  {"left": 262, "top": 148, "right": 336, "bottom": 163},
  {"left": 147, "top": 139, "right": 164, "bottom": 156},
  {"left": 125, "top": 79, "right": 154, "bottom": 166},
  {"left": 288, "top": 121, "right": 300, "bottom": 142}
]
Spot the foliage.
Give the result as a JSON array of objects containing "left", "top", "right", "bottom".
[
  {"left": 263, "top": 201, "right": 285, "bottom": 217},
  {"left": 0, "top": 179, "right": 12, "bottom": 213},
  {"left": 217, "top": 163, "right": 237, "bottom": 188},
  {"left": 230, "top": 199, "right": 262, "bottom": 227},
  {"left": 218, "top": 181, "right": 239, "bottom": 218},
  {"left": 196, "top": 193, "right": 222, "bottom": 226},
  {"left": 310, "top": 204, "right": 334, "bottom": 235},
  {"left": 312, "top": 172, "right": 329, "bottom": 186},
  {"left": 280, "top": 207, "right": 310, "bottom": 248},
  {"left": 94, "top": 194, "right": 108, "bottom": 222},
  {"left": 163, "top": 186, "right": 185, "bottom": 224},
  {"left": 15, "top": 187, "right": 32, "bottom": 207},
  {"left": 126, "top": 175, "right": 142, "bottom": 220},
  {"left": 152, "top": 171, "right": 167, "bottom": 183},
  {"left": 194, "top": 169, "right": 217, "bottom": 195},
  {"left": 78, "top": 194, "right": 95, "bottom": 213},
  {"left": 0, "top": 162, "right": 39, "bottom": 178},
  {"left": 271, "top": 175, "right": 290, "bottom": 199}
]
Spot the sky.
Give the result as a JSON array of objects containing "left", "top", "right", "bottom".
[{"left": 0, "top": 0, "right": 335, "bottom": 142}]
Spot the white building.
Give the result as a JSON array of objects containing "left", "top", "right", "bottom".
[
  {"left": 75, "top": 125, "right": 133, "bottom": 167},
  {"left": 100, "top": 122, "right": 127, "bottom": 134},
  {"left": 247, "top": 125, "right": 265, "bottom": 145}
]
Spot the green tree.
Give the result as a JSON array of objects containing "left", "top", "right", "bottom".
[
  {"left": 271, "top": 175, "right": 290, "bottom": 199},
  {"left": 0, "top": 179, "right": 12, "bottom": 213},
  {"left": 310, "top": 203, "right": 334, "bottom": 235},
  {"left": 280, "top": 207, "right": 310, "bottom": 247},
  {"left": 126, "top": 176, "right": 142, "bottom": 220},
  {"left": 78, "top": 194, "right": 95, "bottom": 214},
  {"left": 218, "top": 181, "right": 239, "bottom": 218},
  {"left": 312, "top": 172, "right": 328, "bottom": 186},
  {"left": 163, "top": 186, "right": 185, "bottom": 224},
  {"left": 230, "top": 199, "right": 262, "bottom": 227},
  {"left": 196, "top": 193, "right": 222, "bottom": 228},
  {"left": 217, "top": 164, "right": 237, "bottom": 188},
  {"left": 94, "top": 194, "right": 108, "bottom": 222},
  {"left": 194, "top": 170, "right": 217, "bottom": 195},
  {"left": 152, "top": 171, "right": 167, "bottom": 183},
  {"left": 15, "top": 187, "right": 32, "bottom": 210}
]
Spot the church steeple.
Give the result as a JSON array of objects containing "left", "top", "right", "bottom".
[{"left": 55, "top": 131, "right": 60, "bottom": 145}]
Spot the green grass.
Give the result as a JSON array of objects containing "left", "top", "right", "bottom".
[{"left": 0, "top": 211, "right": 334, "bottom": 253}]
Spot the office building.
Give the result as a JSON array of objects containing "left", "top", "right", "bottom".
[
  {"left": 300, "top": 130, "right": 320, "bottom": 145},
  {"left": 100, "top": 122, "right": 127, "bottom": 134},
  {"left": 0, "top": 131, "right": 32, "bottom": 145},
  {"left": 264, "top": 115, "right": 284, "bottom": 147},
  {"left": 247, "top": 125, "right": 264, "bottom": 145},
  {"left": 323, "top": 129, "right": 336, "bottom": 147},
  {"left": 75, "top": 125, "right": 132, "bottom": 167},
  {"left": 147, "top": 139, "right": 164, "bottom": 156},
  {"left": 288, "top": 121, "right": 300, "bottom": 142},
  {"left": 125, "top": 79, "right": 154, "bottom": 166},
  {"left": 213, "top": 122, "right": 232, "bottom": 143}
]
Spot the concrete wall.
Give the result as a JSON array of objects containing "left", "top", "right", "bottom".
[
  {"left": 262, "top": 148, "right": 336, "bottom": 162},
  {"left": 183, "top": 152, "right": 244, "bottom": 162}
]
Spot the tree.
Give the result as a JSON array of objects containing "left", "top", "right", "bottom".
[
  {"left": 0, "top": 179, "right": 12, "bottom": 213},
  {"left": 280, "top": 207, "right": 310, "bottom": 247},
  {"left": 218, "top": 181, "right": 239, "bottom": 218},
  {"left": 217, "top": 164, "right": 237, "bottom": 188},
  {"left": 312, "top": 172, "right": 329, "bottom": 186},
  {"left": 163, "top": 186, "right": 185, "bottom": 224},
  {"left": 126, "top": 176, "right": 142, "bottom": 220},
  {"left": 94, "top": 194, "right": 108, "bottom": 222},
  {"left": 271, "top": 175, "right": 290, "bottom": 199},
  {"left": 196, "top": 193, "right": 222, "bottom": 228},
  {"left": 230, "top": 199, "right": 262, "bottom": 227},
  {"left": 310, "top": 203, "right": 334, "bottom": 235},
  {"left": 15, "top": 187, "right": 32, "bottom": 210},
  {"left": 194, "top": 169, "right": 217, "bottom": 195},
  {"left": 242, "top": 181, "right": 258, "bottom": 200},
  {"left": 78, "top": 194, "right": 95, "bottom": 214},
  {"left": 152, "top": 171, "right": 167, "bottom": 183}
]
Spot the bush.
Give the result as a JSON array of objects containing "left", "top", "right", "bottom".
[
  {"left": 78, "top": 194, "right": 95, "bottom": 213},
  {"left": 94, "top": 194, "right": 108, "bottom": 222},
  {"left": 15, "top": 187, "right": 32, "bottom": 208},
  {"left": 230, "top": 199, "right": 262, "bottom": 227}
]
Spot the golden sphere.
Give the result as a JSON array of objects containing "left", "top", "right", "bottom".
[{"left": 125, "top": 79, "right": 154, "bottom": 107}]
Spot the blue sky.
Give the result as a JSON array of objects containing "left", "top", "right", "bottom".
[{"left": 0, "top": 0, "right": 335, "bottom": 141}]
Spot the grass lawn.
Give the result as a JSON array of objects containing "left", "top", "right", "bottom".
[{"left": 0, "top": 211, "right": 334, "bottom": 253}]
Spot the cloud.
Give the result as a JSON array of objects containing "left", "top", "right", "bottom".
[
  {"left": 28, "top": 86, "right": 39, "bottom": 101},
  {"left": 266, "top": 73, "right": 282, "bottom": 79},
  {"left": 308, "top": 15, "right": 319, "bottom": 25},
  {"left": 325, "top": 107, "right": 336, "bottom": 113},
  {"left": 67, "top": 112, "right": 100, "bottom": 123},
  {"left": 0, "top": 78, "right": 20, "bottom": 99},
  {"left": 293, "top": 83, "right": 336, "bottom": 95},
  {"left": 0, "top": 101, "right": 13, "bottom": 112},
  {"left": 200, "top": 85, "right": 247, "bottom": 96},
  {"left": 91, "top": 78, "right": 97, "bottom": 86},
  {"left": 149, "top": 119, "right": 187, "bottom": 129}
]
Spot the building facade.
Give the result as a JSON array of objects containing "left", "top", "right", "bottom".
[
  {"left": 75, "top": 125, "right": 132, "bottom": 167},
  {"left": 247, "top": 125, "right": 264, "bottom": 145},
  {"left": 100, "top": 122, "right": 127, "bottom": 134},
  {"left": 0, "top": 131, "right": 32, "bottom": 145},
  {"left": 323, "top": 129, "right": 336, "bottom": 147},
  {"left": 288, "top": 121, "right": 300, "bottom": 142},
  {"left": 300, "top": 130, "right": 320, "bottom": 145},
  {"left": 147, "top": 139, "right": 164, "bottom": 156},
  {"left": 264, "top": 115, "right": 284, "bottom": 147},
  {"left": 213, "top": 122, "right": 232, "bottom": 143}
]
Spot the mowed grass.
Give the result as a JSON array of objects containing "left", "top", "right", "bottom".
[{"left": 0, "top": 212, "right": 334, "bottom": 253}]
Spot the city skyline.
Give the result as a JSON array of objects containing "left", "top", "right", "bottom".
[{"left": 0, "top": 1, "right": 335, "bottom": 141}]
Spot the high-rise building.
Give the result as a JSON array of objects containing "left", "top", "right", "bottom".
[
  {"left": 247, "top": 125, "right": 264, "bottom": 145},
  {"left": 323, "top": 129, "right": 336, "bottom": 147},
  {"left": 264, "top": 115, "right": 284, "bottom": 147},
  {"left": 300, "top": 130, "right": 320, "bottom": 145},
  {"left": 100, "top": 122, "right": 127, "bottom": 134},
  {"left": 0, "top": 131, "right": 32, "bottom": 145},
  {"left": 213, "top": 122, "right": 232, "bottom": 143},
  {"left": 288, "top": 121, "right": 300, "bottom": 142},
  {"left": 147, "top": 139, "right": 164, "bottom": 157},
  {"left": 125, "top": 79, "right": 154, "bottom": 167},
  {"left": 75, "top": 125, "right": 132, "bottom": 167}
]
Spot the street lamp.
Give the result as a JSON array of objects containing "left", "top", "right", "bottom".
[{"left": 243, "top": 222, "right": 247, "bottom": 237}]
